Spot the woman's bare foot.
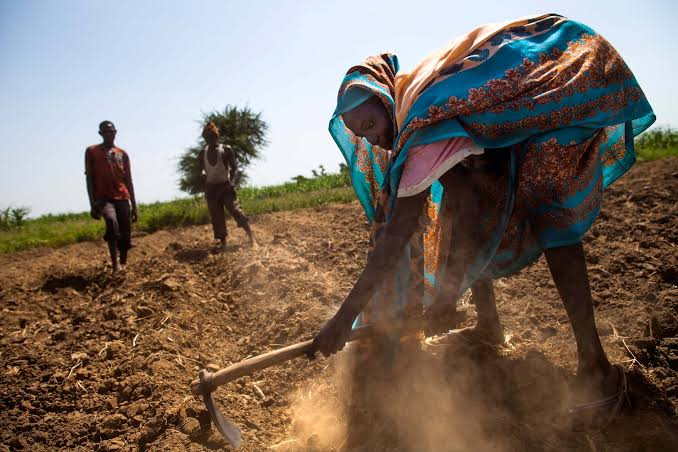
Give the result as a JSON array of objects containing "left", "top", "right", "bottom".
[
  {"left": 575, "top": 363, "right": 621, "bottom": 399},
  {"left": 424, "top": 321, "right": 505, "bottom": 348},
  {"left": 567, "top": 364, "right": 626, "bottom": 430}
]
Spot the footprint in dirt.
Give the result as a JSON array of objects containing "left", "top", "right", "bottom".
[{"left": 40, "top": 271, "right": 105, "bottom": 293}]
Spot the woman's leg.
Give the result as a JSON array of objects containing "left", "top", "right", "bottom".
[
  {"left": 426, "top": 279, "right": 504, "bottom": 345},
  {"left": 470, "top": 279, "right": 504, "bottom": 343},
  {"left": 544, "top": 242, "right": 617, "bottom": 395},
  {"left": 429, "top": 162, "right": 505, "bottom": 343}
]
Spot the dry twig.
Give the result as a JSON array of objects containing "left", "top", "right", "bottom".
[
  {"left": 252, "top": 383, "right": 266, "bottom": 400},
  {"left": 67, "top": 361, "right": 82, "bottom": 379},
  {"left": 620, "top": 337, "right": 646, "bottom": 371}
]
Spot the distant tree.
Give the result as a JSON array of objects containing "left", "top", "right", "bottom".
[
  {"left": 11, "top": 207, "right": 30, "bottom": 227},
  {"left": 0, "top": 206, "right": 30, "bottom": 230},
  {"left": 177, "top": 106, "right": 268, "bottom": 194},
  {"left": 311, "top": 165, "right": 327, "bottom": 178}
]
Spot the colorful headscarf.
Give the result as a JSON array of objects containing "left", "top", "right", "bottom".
[
  {"left": 334, "top": 53, "right": 398, "bottom": 119},
  {"left": 329, "top": 53, "right": 400, "bottom": 222},
  {"left": 202, "top": 122, "right": 219, "bottom": 140}
]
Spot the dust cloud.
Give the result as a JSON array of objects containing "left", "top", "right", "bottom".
[{"left": 280, "top": 335, "right": 573, "bottom": 452}]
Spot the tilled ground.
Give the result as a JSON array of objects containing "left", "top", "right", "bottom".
[{"left": 0, "top": 159, "right": 677, "bottom": 451}]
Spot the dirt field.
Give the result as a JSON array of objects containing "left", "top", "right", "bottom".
[{"left": 1, "top": 159, "right": 677, "bottom": 452}]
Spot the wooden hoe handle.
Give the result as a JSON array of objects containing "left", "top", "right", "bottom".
[{"left": 190, "top": 325, "right": 374, "bottom": 395}]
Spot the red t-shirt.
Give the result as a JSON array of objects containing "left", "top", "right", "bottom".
[{"left": 85, "top": 144, "right": 131, "bottom": 200}]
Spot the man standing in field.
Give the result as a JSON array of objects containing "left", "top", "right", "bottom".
[
  {"left": 85, "top": 121, "right": 138, "bottom": 273},
  {"left": 198, "top": 122, "right": 254, "bottom": 251}
]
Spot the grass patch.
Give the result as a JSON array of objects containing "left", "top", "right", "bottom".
[
  {"left": 635, "top": 127, "right": 678, "bottom": 162},
  {"left": 3, "top": 127, "right": 676, "bottom": 254},
  {"left": 635, "top": 147, "right": 678, "bottom": 162},
  {"left": 0, "top": 185, "right": 355, "bottom": 254}
]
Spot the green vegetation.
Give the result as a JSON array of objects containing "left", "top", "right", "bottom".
[
  {"left": 177, "top": 106, "right": 269, "bottom": 193},
  {"left": 0, "top": 168, "right": 353, "bottom": 254},
  {"left": 0, "top": 206, "right": 31, "bottom": 230},
  {"left": 635, "top": 127, "right": 678, "bottom": 161},
  {"left": 3, "top": 126, "right": 676, "bottom": 255}
]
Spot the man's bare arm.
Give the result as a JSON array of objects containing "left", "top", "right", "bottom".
[
  {"left": 226, "top": 146, "right": 238, "bottom": 183},
  {"left": 123, "top": 153, "right": 138, "bottom": 221},
  {"left": 84, "top": 148, "right": 99, "bottom": 219}
]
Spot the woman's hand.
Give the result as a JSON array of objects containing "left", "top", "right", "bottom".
[{"left": 307, "top": 312, "right": 355, "bottom": 359}]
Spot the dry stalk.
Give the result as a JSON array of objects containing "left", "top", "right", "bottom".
[
  {"left": 620, "top": 337, "right": 646, "bottom": 371},
  {"left": 180, "top": 355, "right": 203, "bottom": 365},
  {"left": 498, "top": 332, "right": 516, "bottom": 352},
  {"left": 609, "top": 321, "right": 628, "bottom": 341},
  {"left": 252, "top": 383, "right": 266, "bottom": 400},
  {"left": 32, "top": 325, "right": 46, "bottom": 336},
  {"left": 589, "top": 265, "right": 612, "bottom": 275},
  {"left": 133, "top": 314, "right": 156, "bottom": 323},
  {"left": 585, "top": 434, "right": 597, "bottom": 452},
  {"left": 609, "top": 318, "right": 645, "bottom": 370},
  {"left": 67, "top": 361, "right": 82, "bottom": 379},
  {"left": 663, "top": 307, "right": 678, "bottom": 321}
]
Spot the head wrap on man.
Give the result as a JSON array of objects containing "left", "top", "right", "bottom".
[{"left": 202, "top": 122, "right": 219, "bottom": 140}]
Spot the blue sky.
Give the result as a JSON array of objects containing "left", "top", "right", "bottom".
[{"left": 1, "top": 0, "right": 676, "bottom": 216}]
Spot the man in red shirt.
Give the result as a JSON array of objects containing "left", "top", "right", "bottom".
[{"left": 85, "top": 121, "right": 138, "bottom": 272}]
